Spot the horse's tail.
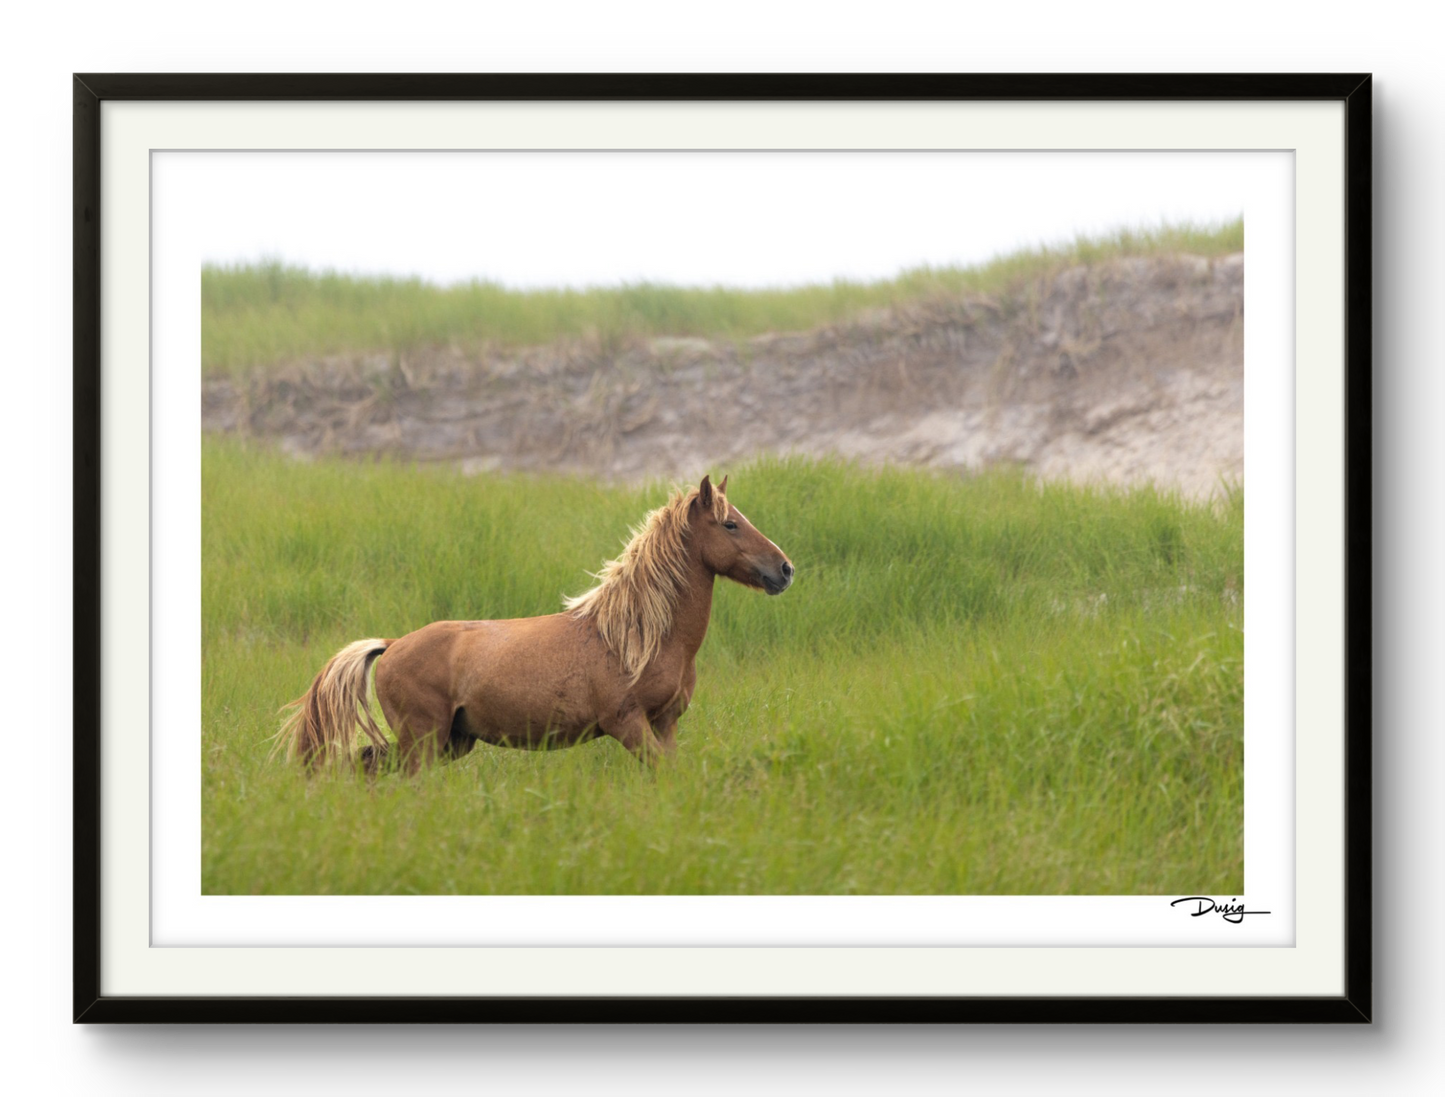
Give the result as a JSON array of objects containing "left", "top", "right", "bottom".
[{"left": 274, "top": 638, "right": 391, "bottom": 768}]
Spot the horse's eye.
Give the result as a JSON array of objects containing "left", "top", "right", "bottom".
[{"left": 723, "top": 521, "right": 738, "bottom": 531}]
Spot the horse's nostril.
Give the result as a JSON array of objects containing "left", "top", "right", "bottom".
[{"left": 781, "top": 562, "right": 794, "bottom": 580}]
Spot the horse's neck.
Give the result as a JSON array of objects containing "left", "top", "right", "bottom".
[{"left": 665, "top": 554, "right": 716, "bottom": 662}]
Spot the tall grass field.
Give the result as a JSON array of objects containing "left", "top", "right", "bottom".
[{"left": 203, "top": 441, "right": 1243, "bottom": 895}]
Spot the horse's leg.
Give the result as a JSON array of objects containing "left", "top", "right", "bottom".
[
  {"left": 651, "top": 669, "right": 693, "bottom": 758},
  {"left": 652, "top": 714, "right": 680, "bottom": 757},
  {"left": 390, "top": 719, "right": 432, "bottom": 774},
  {"left": 358, "top": 741, "right": 392, "bottom": 776},
  {"left": 601, "top": 709, "right": 666, "bottom": 767},
  {"left": 402, "top": 714, "right": 480, "bottom": 772},
  {"left": 378, "top": 689, "right": 455, "bottom": 775}
]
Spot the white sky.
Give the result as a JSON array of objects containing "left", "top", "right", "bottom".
[{"left": 184, "top": 150, "right": 1248, "bottom": 288}]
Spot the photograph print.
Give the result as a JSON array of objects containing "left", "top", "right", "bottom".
[{"left": 197, "top": 149, "right": 1249, "bottom": 900}]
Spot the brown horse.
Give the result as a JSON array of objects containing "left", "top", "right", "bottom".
[{"left": 276, "top": 474, "right": 793, "bottom": 772}]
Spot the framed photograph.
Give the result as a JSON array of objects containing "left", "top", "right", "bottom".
[{"left": 74, "top": 73, "right": 1371, "bottom": 1022}]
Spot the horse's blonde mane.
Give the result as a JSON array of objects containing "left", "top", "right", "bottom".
[{"left": 564, "top": 484, "right": 727, "bottom": 683}]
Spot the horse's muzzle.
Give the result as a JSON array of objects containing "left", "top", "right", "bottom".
[{"left": 762, "top": 560, "right": 794, "bottom": 595}]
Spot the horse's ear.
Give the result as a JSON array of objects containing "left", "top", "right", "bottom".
[
  {"left": 718, "top": 474, "right": 728, "bottom": 496},
  {"left": 697, "top": 474, "right": 714, "bottom": 509}
]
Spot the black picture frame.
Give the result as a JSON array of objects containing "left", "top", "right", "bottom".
[{"left": 73, "top": 72, "right": 1372, "bottom": 1024}]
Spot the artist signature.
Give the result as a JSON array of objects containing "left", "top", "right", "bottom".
[{"left": 1170, "top": 897, "right": 1271, "bottom": 924}]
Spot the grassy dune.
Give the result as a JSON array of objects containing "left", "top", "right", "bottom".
[
  {"left": 201, "top": 219, "right": 1243, "bottom": 377},
  {"left": 202, "top": 441, "right": 1243, "bottom": 895}
]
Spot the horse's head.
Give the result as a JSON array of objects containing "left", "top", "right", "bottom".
[{"left": 689, "top": 474, "right": 794, "bottom": 595}]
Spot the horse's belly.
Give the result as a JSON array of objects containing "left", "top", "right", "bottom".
[
  {"left": 462, "top": 681, "right": 599, "bottom": 749},
  {"left": 438, "top": 616, "right": 602, "bottom": 749}
]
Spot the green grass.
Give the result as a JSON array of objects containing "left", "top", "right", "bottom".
[
  {"left": 202, "top": 440, "right": 1244, "bottom": 895},
  {"left": 201, "top": 219, "right": 1243, "bottom": 377}
]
